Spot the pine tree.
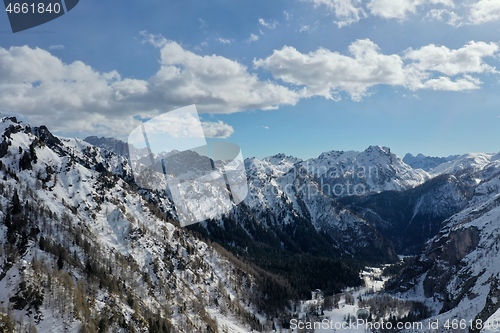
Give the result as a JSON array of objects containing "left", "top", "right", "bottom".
[
  {"left": 11, "top": 190, "right": 21, "bottom": 215},
  {"left": 19, "top": 151, "right": 32, "bottom": 170}
]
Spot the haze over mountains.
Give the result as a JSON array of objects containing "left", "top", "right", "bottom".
[
  {"left": 403, "top": 153, "right": 460, "bottom": 172},
  {"left": 0, "top": 116, "right": 499, "bottom": 332}
]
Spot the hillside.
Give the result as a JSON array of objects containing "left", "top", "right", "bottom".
[{"left": 0, "top": 117, "right": 297, "bottom": 332}]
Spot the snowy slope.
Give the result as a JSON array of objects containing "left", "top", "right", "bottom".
[
  {"left": 304, "top": 146, "right": 430, "bottom": 195},
  {"left": 241, "top": 153, "right": 397, "bottom": 261},
  {"left": 0, "top": 117, "right": 283, "bottom": 333},
  {"left": 78, "top": 125, "right": 500, "bottom": 333},
  {"left": 430, "top": 153, "right": 498, "bottom": 180},
  {"left": 387, "top": 166, "right": 500, "bottom": 332},
  {"left": 403, "top": 153, "right": 459, "bottom": 172}
]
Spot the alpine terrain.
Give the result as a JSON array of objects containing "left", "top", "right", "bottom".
[{"left": 0, "top": 116, "right": 499, "bottom": 333}]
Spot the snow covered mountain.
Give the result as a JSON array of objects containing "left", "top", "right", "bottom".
[
  {"left": 305, "top": 146, "right": 430, "bottom": 195},
  {"left": 80, "top": 132, "right": 500, "bottom": 332},
  {"left": 222, "top": 146, "right": 429, "bottom": 259},
  {"left": 430, "top": 152, "right": 499, "bottom": 179},
  {"left": 386, "top": 158, "right": 500, "bottom": 331},
  {"left": 239, "top": 145, "right": 500, "bottom": 329},
  {"left": 238, "top": 152, "right": 399, "bottom": 260},
  {"left": 403, "top": 153, "right": 459, "bottom": 172},
  {"left": 340, "top": 173, "right": 472, "bottom": 254},
  {"left": 84, "top": 138, "right": 430, "bottom": 265},
  {"left": 0, "top": 117, "right": 295, "bottom": 332}
]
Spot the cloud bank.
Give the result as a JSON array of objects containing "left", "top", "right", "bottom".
[
  {"left": 0, "top": 36, "right": 498, "bottom": 137},
  {"left": 305, "top": 0, "right": 500, "bottom": 26},
  {"left": 255, "top": 40, "right": 498, "bottom": 101}
]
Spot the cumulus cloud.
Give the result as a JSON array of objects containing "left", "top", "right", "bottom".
[
  {"left": 255, "top": 39, "right": 499, "bottom": 100},
  {"left": 201, "top": 121, "right": 235, "bottom": 138},
  {"left": 0, "top": 41, "right": 301, "bottom": 138},
  {"left": 128, "top": 109, "right": 234, "bottom": 142},
  {"left": 418, "top": 75, "right": 481, "bottom": 91},
  {"left": 469, "top": 0, "right": 500, "bottom": 24},
  {"left": 303, "top": 0, "right": 500, "bottom": 25},
  {"left": 425, "top": 8, "right": 462, "bottom": 26},
  {"left": 307, "top": 0, "right": 366, "bottom": 27},
  {"left": 370, "top": 0, "right": 500, "bottom": 25},
  {"left": 367, "top": 0, "right": 454, "bottom": 20},
  {"left": 367, "top": 0, "right": 420, "bottom": 19},
  {"left": 0, "top": 46, "right": 142, "bottom": 136},
  {"left": 404, "top": 41, "right": 499, "bottom": 76},
  {"left": 1, "top": 36, "right": 499, "bottom": 139},
  {"left": 254, "top": 39, "right": 406, "bottom": 101},
  {"left": 152, "top": 40, "right": 300, "bottom": 110}
]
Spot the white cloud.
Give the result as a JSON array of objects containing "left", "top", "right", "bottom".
[
  {"left": 194, "top": 41, "right": 209, "bottom": 51},
  {"left": 247, "top": 33, "right": 260, "bottom": 43},
  {"left": 153, "top": 40, "right": 300, "bottom": 110},
  {"left": 254, "top": 39, "right": 406, "bottom": 101},
  {"left": 0, "top": 40, "right": 301, "bottom": 137},
  {"left": 368, "top": 0, "right": 427, "bottom": 20},
  {"left": 1, "top": 35, "right": 499, "bottom": 139},
  {"left": 469, "top": 0, "right": 500, "bottom": 24},
  {"left": 258, "top": 18, "right": 278, "bottom": 29},
  {"left": 308, "top": 0, "right": 366, "bottom": 27},
  {"left": 255, "top": 39, "right": 499, "bottom": 100},
  {"left": 130, "top": 110, "right": 234, "bottom": 140},
  {"left": 304, "top": 0, "right": 500, "bottom": 25},
  {"left": 425, "top": 8, "right": 462, "bottom": 26},
  {"left": 0, "top": 46, "right": 149, "bottom": 136},
  {"left": 419, "top": 75, "right": 481, "bottom": 91},
  {"left": 216, "top": 38, "right": 232, "bottom": 44},
  {"left": 139, "top": 30, "right": 167, "bottom": 48},
  {"left": 201, "top": 121, "right": 234, "bottom": 138},
  {"left": 373, "top": 0, "right": 457, "bottom": 20},
  {"left": 366, "top": 0, "right": 500, "bottom": 25},
  {"left": 404, "top": 41, "right": 499, "bottom": 76}
]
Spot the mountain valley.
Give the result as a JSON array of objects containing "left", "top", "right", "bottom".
[{"left": 0, "top": 116, "right": 498, "bottom": 332}]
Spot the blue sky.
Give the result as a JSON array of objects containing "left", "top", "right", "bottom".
[{"left": 1, "top": 0, "right": 500, "bottom": 159}]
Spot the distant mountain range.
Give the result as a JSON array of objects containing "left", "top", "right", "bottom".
[
  {"left": 83, "top": 136, "right": 500, "bottom": 260},
  {"left": 83, "top": 136, "right": 500, "bottom": 328},
  {"left": 403, "top": 153, "right": 459, "bottom": 171}
]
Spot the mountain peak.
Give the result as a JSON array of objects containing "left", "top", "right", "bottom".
[
  {"left": 84, "top": 136, "right": 130, "bottom": 157},
  {"left": 363, "top": 145, "right": 393, "bottom": 157},
  {"left": 32, "top": 124, "right": 62, "bottom": 148},
  {"left": 1, "top": 116, "right": 20, "bottom": 125},
  {"left": 263, "top": 152, "right": 302, "bottom": 165}
]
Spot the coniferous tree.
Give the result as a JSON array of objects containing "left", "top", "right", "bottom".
[
  {"left": 19, "top": 151, "right": 32, "bottom": 170},
  {"left": 11, "top": 190, "right": 21, "bottom": 215}
]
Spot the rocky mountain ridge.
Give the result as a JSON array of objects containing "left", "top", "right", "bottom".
[{"left": 0, "top": 117, "right": 295, "bottom": 332}]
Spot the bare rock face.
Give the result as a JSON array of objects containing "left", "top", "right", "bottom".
[
  {"left": 84, "top": 136, "right": 130, "bottom": 157},
  {"left": 427, "top": 226, "right": 480, "bottom": 264},
  {"left": 423, "top": 226, "right": 480, "bottom": 299}
]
